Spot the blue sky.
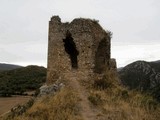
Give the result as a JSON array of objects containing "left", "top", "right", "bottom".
[{"left": 0, "top": 0, "right": 160, "bottom": 67}]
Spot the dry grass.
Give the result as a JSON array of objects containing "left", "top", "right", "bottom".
[
  {"left": 88, "top": 89, "right": 160, "bottom": 120},
  {"left": 2, "top": 70, "right": 160, "bottom": 120},
  {"left": 11, "top": 87, "right": 82, "bottom": 120},
  {"left": 88, "top": 70, "right": 160, "bottom": 120},
  {"left": 0, "top": 96, "right": 31, "bottom": 116}
]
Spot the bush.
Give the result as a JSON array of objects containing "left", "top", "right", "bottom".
[
  {"left": 93, "top": 77, "right": 112, "bottom": 90},
  {"left": 120, "top": 90, "right": 129, "bottom": 100},
  {"left": 88, "top": 93, "right": 102, "bottom": 106}
]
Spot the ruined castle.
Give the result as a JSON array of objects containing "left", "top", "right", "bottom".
[{"left": 47, "top": 16, "right": 115, "bottom": 84}]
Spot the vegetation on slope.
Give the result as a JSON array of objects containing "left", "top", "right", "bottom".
[
  {"left": 88, "top": 70, "right": 160, "bottom": 120},
  {"left": 10, "top": 88, "right": 82, "bottom": 120},
  {"left": 5, "top": 70, "right": 160, "bottom": 120},
  {"left": 0, "top": 65, "right": 46, "bottom": 97},
  {"left": 119, "top": 60, "right": 160, "bottom": 101}
]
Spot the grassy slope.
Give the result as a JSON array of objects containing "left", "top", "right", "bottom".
[
  {"left": 5, "top": 70, "right": 160, "bottom": 120},
  {"left": 0, "top": 96, "right": 31, "bottom": 116},
  {"left": 12, "top": 88, "right": 82, "bottom": 120}
]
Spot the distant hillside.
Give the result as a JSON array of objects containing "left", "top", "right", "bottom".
[
  {"left": 117, "top": 67, "right": 123, "bottom": 72},
  {"left": 0, "top": 65, "right": 46, "bottom": 97},
  {"left": 119, "top": 60, "right": 160, "bottom": 101},
  {"left": 0, "top": 63, "right": 22, "bottom": 71},
  {"left": 151, "top": 60, "right": 160, "bottom": 63}
]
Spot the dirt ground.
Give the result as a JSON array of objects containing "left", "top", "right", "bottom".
[{"left": 0, "top": 96, "right": 31, "bottom": 116}]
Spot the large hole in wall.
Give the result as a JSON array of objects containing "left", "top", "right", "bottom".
[
  {"left": 94, "top": 39, "right": 109, "bottom": 73},
  {"left": 63, "top": 31, "right": 79, "bottom": 69}
]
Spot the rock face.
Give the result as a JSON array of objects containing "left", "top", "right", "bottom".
[
  {"left": 47, "top": 16, "right": 112, "bottom": 84},
  {"left": 39, "top": 83, "right": 64, "bottom": 96},
  {"left": 119, "top": 60, "right": 160, "bottom": 101},
  {"left": 110, "top": 58, "right": 117, "bottom": 70}
]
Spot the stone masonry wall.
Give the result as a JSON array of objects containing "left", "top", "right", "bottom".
[{"left": 47, "top": 16, "right": 111, "bottom": 84}]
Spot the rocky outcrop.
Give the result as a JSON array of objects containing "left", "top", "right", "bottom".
[
  {"left": 119, "top": 60, "right": 160, "bottom": 101},
  {"left": 39, "top": 82, "right": 64, "bottom": 96},
  {"left": 110, "top": 58, "right": 117, "bottom": 70}
]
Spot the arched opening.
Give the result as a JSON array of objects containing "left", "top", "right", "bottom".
[
  {"left": 94, "top": 39, "right": 109, "bottom": 73},
  {"left": 63, "top": 31, "right": 79, "bottom": 69}
]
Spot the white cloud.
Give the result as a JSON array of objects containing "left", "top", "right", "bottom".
[
  {"left": 0, "top": 0, "right": 160, "bottom": 67},
  {"left": 112, "top": 43, "right": 160, "bottom": 67}
]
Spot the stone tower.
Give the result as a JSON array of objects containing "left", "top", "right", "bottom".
[{"left": 47, "top": 16, "right": 112, "bottom": 84}]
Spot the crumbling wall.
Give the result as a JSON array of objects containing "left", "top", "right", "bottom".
[{"left": 47, "top": 16, "right": 112, "bottom": 84}]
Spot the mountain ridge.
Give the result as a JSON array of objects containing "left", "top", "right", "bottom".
[
  {"left": 0, "top": 63, "right": 23, "bottom": 71},
  {"left": 119, "top": 60, "right": 160, "bottom": 101}
]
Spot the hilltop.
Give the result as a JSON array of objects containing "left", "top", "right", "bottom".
[
  {"left": 3, "top": 70, "right": 160, "bottom": 120},
  {"left": 0, "top": 63, "right": 22, "bottom": 71},
  {"left": 1, "top": 15, "right": 160, "bottom": 120}
]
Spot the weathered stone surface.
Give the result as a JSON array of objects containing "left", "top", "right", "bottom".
[
  {"left": 47, "top": 16, "right": 112, "bottom": 84},
  {"left": 110, "top": 58, "right": 117, "bottom": 70},
  {"left": 39, "top": 83, "right": 64, "bottom": 96}
]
